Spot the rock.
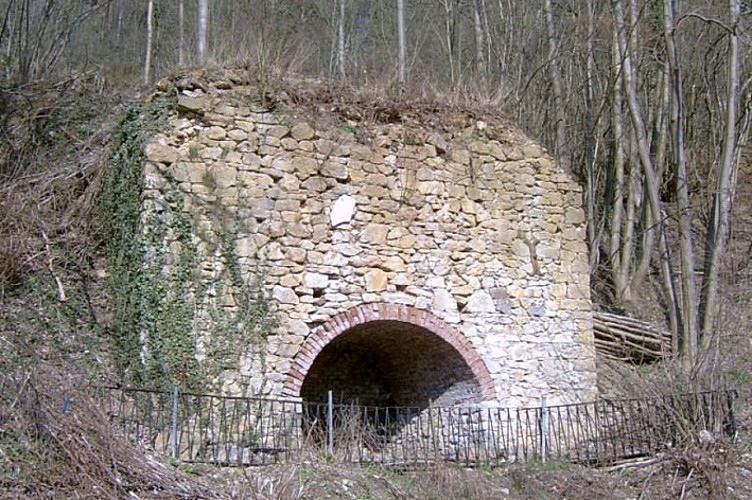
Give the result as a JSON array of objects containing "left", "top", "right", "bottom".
[
  {"left": 280, "top": 275, "right": 300, "bottom": 287},
  {"left": 380, "top": 256, "right": 406, "bottom": 272},
  {"left": 418, "top": 181, "right": 445, "bottom": 195},
  {"left": 565, "top": 207, "right": 586, "bottom": 225},
  {"left": 304, "top": 272, "right": 329, "bottom": 289},
  {"left": 302, "top": 177, "right": 329, "bottom": 192},
  {"left": 272, "top": 285, "right": 299, "bottom": 304},
  {"left": 359, "top": 224, "right": 389, "bottom": 245},
  {"left": 323, "top": 251, "right": 348, "bottom": 267},
  {"left": 144, "top": 141, "right": 178, "bottom": 164},
  {"left": 467, "top": 290, "right": 496, "bottom": 313},
  {"left": 427, "top": 132, "right": 448, "bottom": 154},
  {"left": 267, "top": 125, "right": 290, "bottom": 139},
  {"left": 211, "top": 164, "right": 236, "bottom": 188},
  {"left": 205, "top": 126, "right": 227, "bottom": 140},
  {"left": 321, "top": 162, "right": 348, "bottom": 180},
  {"left": 177, "top": 95, "right": 211, "bottom": 114},
  {"left": 228, "top": 129, "right": 247, "bottom": 141},
  {"left": 398, "top": 234, "right": 417, "bottom": 249},
  {"left": 433, "top": 289, "right": 457, "bottom": 311},
  {"left": 330, "top": 195, "right": 356, "bottom": 227},
  {"left": 291, "top": 122, "right": 315, "bottom": 141},
  {"left": 364, "top": 269, "right": 388, "bottom": 292}
]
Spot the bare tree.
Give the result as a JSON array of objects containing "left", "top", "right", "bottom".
[
  {"left": 143, "top": 0, "right": 154, "bottom": 84},
  {"left": 614, "top": 0, "right": 682, "bottom": 344},
  {"left": 664, "top": 0, "right": 698, "bottom": 360},
  {"left": 0, "top": 0, "right": 106, "bottom": 83},
  {"left": 699, "top": 0, "right": 742, "bottom": 349},
  {"left": 397, "top": 0, "right": 405, "bottom": 85},
  {"left": 178, "top": 0, "right": 185, "bottom": 66},
  {"left": 437, "top": 0, "right": 458, "bottom": 86},
  {"left": 543, "top": 0, "right": 570, "bottom": 173},
  {"left": 198, "top": 0, "right": 208, "bottom": 64},
  {"left": 472, "top": 0, "right": 486, "bottom": 76},
  {"left": 337, "top": 0, "right": 346, "bottom": 78}
]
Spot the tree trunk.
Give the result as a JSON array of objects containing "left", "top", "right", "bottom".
[
  {"left": 664, "top": 0, "right": 698, "bottom": 361},
  {"left": 613, "top": 0, "right": 681, "bottom": 347},
  {"left": 143, "top": 0, "right": 153, "bottom": 85},
  {"left": 115, "top": 0, "right": 123, "bottom": 48},
  {"left": 198, "top": 0, "right": 208, "bottom": 64},
  {"left": 178, "top": 0, "right": 185, "bottom": 66},
  {"left": 543, "top": 0, "right": 570, "bottom": 172},
  {"left": 584, "top": 0, "right": 598, "bottom": 273},
  {"left": 397, "top": 0, "right": 405, "bottom": 85},
  {"left": 609, "top": 23, "right": 628, "bottom": 300},
  {"left": 439, "top": 0, "right": 457, "bottom": 86},
  {"left": 472, "top": 0, "right": 486, "bottom": 76},
  {"left": 699, "top": 0, "right": 741, "bottom": 349},
  {"left": 629, "top": 66, "right": 669, "bottom": 299},
  {"left": 337, "top": 0, "right": 345, "bottom": 78}
]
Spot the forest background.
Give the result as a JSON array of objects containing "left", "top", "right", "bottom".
[{"left": 0, "top": 1, "right": 751, "bottom": 497}]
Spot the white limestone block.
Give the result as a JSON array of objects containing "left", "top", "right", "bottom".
[
  {"left": 467, "top": 290, "right": 496, "bottom": 313},
  {"left": 330, "top": 194, "right": 356, "bottom": 227}
]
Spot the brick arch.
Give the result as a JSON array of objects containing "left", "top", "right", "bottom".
[{"left": 283, "top": 303, "right": 495, "bottom": 401}]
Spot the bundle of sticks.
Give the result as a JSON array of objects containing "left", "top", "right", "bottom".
[{"left": 593, "top": 311, "right": 672, "bottom": 363}]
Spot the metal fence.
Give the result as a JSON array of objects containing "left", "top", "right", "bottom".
[{"left": 96, "top": 387, "right": 737, "bottom": 467}]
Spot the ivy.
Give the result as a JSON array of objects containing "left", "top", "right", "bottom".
[
  {"left": 140, "top": 202, "right": 202, "bottom": 390},
  {"left": 97, "top": 92, "right": 273, "bottom": 392},
  {"left": 97, "top": 96, "right": 173, "bottom": 388},
  {"left": 197, "top": 233, "right": 273, "bottom": 389}
]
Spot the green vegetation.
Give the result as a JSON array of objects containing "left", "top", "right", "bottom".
[
  {"left": 403, "top": 134, "right": 418, "bottom": 146},
  {"left": 202, "top": 233, "right": 275, "bottom": 386},
  {"left": 97, "top": 96, "right": 173, "bottom": 388},
  {"left": 188, "top": 142, "right": 202, "bottom": 159},
  {"left": 339, "top": 122, "right": 357, "bottom": 134},
  {"left": 97, "top": 95, "right": 272, "bottom": 391}
]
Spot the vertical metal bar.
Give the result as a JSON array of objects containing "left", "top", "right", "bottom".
[
  {"left": 726, "top": 390, "right": 737, "bottom": 438},
  {"left": 540, "top": 397, "right": 548, "bottom": 463},
  {"left": 489, "top": 408, "right": 499, "bottom": 464},
  {"left": 327, "top": 390, "right": 333, "bottom": 456},
  {"left": 428, "top": 400, "right": 438, "bottom": 463},
  {"left": 554, "top": 406, "right": 564, "bottom": 460},
  {"left": 170, "top": 387, "right": 178, "bottom": 460},
  {"left": 592, "top": 400, "right": 600, "bottom": 461},
  {"left": 514, "top": 408, "right": 521, "bottom": 462}
]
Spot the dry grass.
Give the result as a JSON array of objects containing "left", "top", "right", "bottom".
[
  {"left": 0, "top": 75, "right": 114, "bottom": 295},
  {"left": 0, "top": 363, "right": 223, "bottom": 499}
]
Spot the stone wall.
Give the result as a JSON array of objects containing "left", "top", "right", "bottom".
[{"left": 142, "top": 74, "right": 597, "bottom": 408}]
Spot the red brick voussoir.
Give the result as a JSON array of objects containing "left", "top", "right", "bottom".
[{"left": 283, "top": 303, "right": 495, "bottom": 400}]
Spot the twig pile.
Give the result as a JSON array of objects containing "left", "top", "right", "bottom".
[
  {"left": 593, "top": 311, "right": 672, "bottom": 363},
  {"left": 0, "top": 366, "right": 222, "bottom": 499}
]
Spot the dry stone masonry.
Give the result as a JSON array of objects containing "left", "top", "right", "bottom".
[{"left": 142, "top": 74, "right": 597, "bottom": 409}]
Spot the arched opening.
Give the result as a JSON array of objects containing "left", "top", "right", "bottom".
[
  {"left": 300, "top": 320, "right": 482, "bottom": 408},
  {"left": 284, "top": 304, "right": 495, "bottom": 407},
  {"left": 286, "top": 304, "right": 495, "bottom": 449}
]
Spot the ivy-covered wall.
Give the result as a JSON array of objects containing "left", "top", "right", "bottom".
[{"left": 98, "top": 92, "right": 273, "bottom": 392}]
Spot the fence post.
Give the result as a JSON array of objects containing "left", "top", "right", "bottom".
[
  {"left": 540, "top": 396, "right": 548, "bottom": 463},
  {"left": 428, "top": 399, "right": 438, "bottom": 462},
  {"left": 327, "top": 390, "right": 333, "bottom": 456},
  {"left": 726, "top": 390, "right": 738, "bottom": 439},
  {"left": 170, "top": 387, "right": 178, "bottom": 460}
]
